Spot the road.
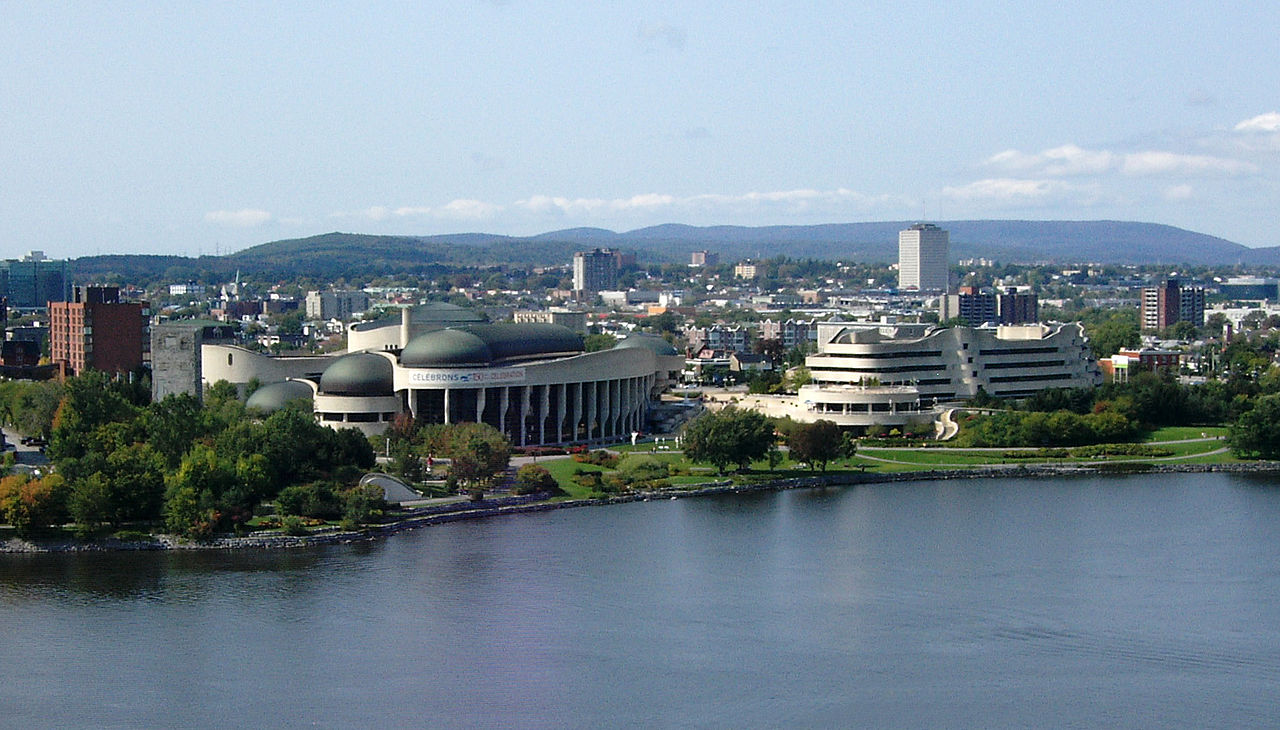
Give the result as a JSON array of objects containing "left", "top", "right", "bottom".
[{"left": 1, "top": 426, "right": 50, "bottom": 470}]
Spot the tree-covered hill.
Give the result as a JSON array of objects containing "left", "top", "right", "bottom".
[{"left": 68, "top": 219, "right": 1264, "bottom": 284}]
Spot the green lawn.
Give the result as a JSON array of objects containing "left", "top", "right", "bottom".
[
  {"left": 532, "top": 429, "right": 1240, "bottom": 494},
  {"left": 1146, "top": 425, "right": 1229, "bottom": 442}
]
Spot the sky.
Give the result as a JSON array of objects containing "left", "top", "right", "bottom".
[{"left": 2, "top": 2, "right": 1278, "bottom": 259}]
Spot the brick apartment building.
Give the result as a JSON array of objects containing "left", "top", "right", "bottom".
[{"left": 49, "top": 286, "right": 149, "bottom": 376}]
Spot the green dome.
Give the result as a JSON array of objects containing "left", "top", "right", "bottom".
[
  {"left": 400, "top": 323, "right": 583, "bottom": 368},
  {"left": 400, "top": 329, "right": 494, "bottom": 367},
  {"left": 613, "top": 333, "right": 679, "bottom": 356},
  {"left": 245, "top": 380, "right": 313, "bottom": 413},
  {"left": 319, "top": 352, "right": 395, "bottom": 396}
]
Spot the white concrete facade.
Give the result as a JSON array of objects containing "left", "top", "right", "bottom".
[{"left": 806, "top": 321, "right": 1100, "bottom": 402}]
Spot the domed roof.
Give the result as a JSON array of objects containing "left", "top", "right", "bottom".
[
  {"left": 245, "top": 380, "right": 314, "bottom": 413},
  {"left": 613, "top": 333, "right": 680, "bottom": 356},
  {"left": 319, "top": 352, "right": 395, "bottom": 396},
  {"left": 400, "top": 323, "right": 583, "bottom": 368},
  {"left": 400, "top": 328, "right": 494, "bottom": 367}
]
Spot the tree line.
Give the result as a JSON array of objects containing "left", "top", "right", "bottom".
[{"left": 0, "top": 374, "right": 377, "bottom": 538}]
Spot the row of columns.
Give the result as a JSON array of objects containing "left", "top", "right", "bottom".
[
  {"left": 415, "top": 375, "right": 653, "bottom": 446},
  {"left": 811, "top": 400, "right": 920, "bottom": 414}
]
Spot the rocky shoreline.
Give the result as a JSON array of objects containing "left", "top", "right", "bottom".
[{"left": 5, "top": 461, "right": 1280, "bottom": 554}]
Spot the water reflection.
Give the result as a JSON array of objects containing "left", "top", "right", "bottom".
[{"left": 4, "top": 472, "right": 1280, "bottom": 728}]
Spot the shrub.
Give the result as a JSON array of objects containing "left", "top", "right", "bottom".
[
  {"left": 113, "top": 529, "right": 153, "bottom": 542},
  {"left": 615, "top": 455, "right": 669, "bottom": 482},
  {"left": 275, "top": 482, "right": 343, "bottom": 520},
  {"left": 280, "top": 515, "right": 310, "bottom": 536},
  {"left": 571, "top": 450, "right": 619, "bottom": 468},
  {"left": 341, "top": 483, "right": 387, "bottom": 527},
  {"left": 513, "top": 464, "right": 560, "bottom": 495},
  {"left": 571, "top": 469, "right": 603, "bottom": 489}
]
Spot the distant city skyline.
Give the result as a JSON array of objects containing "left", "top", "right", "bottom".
[{"left": 2, "top": 2, "right": 1278, "bottom": 258}]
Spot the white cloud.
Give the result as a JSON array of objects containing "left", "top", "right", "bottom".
[
  {"left": 1164, "top": 184, "right": 1194, "bottom": 201},
  {"left": 1234, "top": 112, "right": 1280, "bottom": 133},
  {"left": 335, "top": 200, "right": 503, "bottom": 222},
  {"left": 985, "top": 143, "right": 1254, "bottom": 178},
  {"left": 1120, "top": 151, "right": 1255, "bottom": 175},
  {"left": 434, "top": 199, "right": 503, "bottom": 220},
  {"left": 942, "top": 178, "right": 1071, "bottom": 202},
  {"left": 515, "top": 194, "right": 676, "bottom": 215},
  {"left": 985, "top": 145, "right": 1115, "bottom": 176},
  {"left": 514, "top": 188, "right": 901, "bottom": 218},
  {"left": 205, "top": 209, "right": 271, "bottom": 227}
]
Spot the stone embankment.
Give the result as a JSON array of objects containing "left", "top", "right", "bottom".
[{"left": 6, "top": 461, "right": 1280, "bottom": 554}]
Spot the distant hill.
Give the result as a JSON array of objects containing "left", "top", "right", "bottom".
[{"left": 69, "top": 220, "right": 1273, "bottom": 283}]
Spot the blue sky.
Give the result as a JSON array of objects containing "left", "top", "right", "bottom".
[{"left": 2, "top": 2, "right": 1278, "bottom": 258}]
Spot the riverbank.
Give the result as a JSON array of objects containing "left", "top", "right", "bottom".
[{"left": 5, "top": 460, "right": 1280, "bottom": 553}]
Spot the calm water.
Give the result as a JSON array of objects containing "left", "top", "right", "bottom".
[{"left": 4, "top": 472, "right": 1280, "bottom": 728}]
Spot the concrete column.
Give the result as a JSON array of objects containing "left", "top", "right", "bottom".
[
  {"left": 498, "top": 387, "right": 510, "bottom": 439},
  {"left": 586, "top": 382, "right": 597, "bottom": 441},
  {"left": 538, "top": 384, "right": 550, "bottom": 445},
  {"left": 475, "top": 387, "right": 487, "bottom": 424},
  {"left": 443, "top": 388, "right": 451, "bottom": 424},
  {"left": 614, "top": 379, "right": 624, "bottom": 435},
  {"left": 572, "top": 382, "right": 583, "bottom": 443},
  {"left": 519, "top": 386, "right": 532, "bottom": 447},
  {"left": 555, "top": 383, "right": 567, "bottom": 444}
]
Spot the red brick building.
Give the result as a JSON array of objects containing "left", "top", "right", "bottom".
[{"left": 49, "top": 286, "right": 149, "bottom": 376}]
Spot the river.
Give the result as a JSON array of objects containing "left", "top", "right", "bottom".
[{"left": 4, "top": 471, "right": 1280, "bottom": 728}]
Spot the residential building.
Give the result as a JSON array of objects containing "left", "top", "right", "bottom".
[
  {"left": 898, "top": 223, "right": 949, "bottom": 291},
  {"left": 572, "top": 249, "right": 620, "bottom": 293},
  {"left": 760, "top": 319, "right": 816, "bottom": 350},
  {"left": 513, "top": 308, "right": 588, "bottom": 334},
  {"left": 940, "top": 287, "right": 998, "bottom": 325},
  {"left": 684, "top": 324, "right": 752, "bottom": 354},
  {"left": 1099, "top": 348, "right": 1181, "bottom": 383},
  {"left": 690, "top": 250, "right": 719, "bottom": 267},
  {"left": 168, "top": 282, "right": 203, "bottom": 297},
  {"left": 729, "top": 352, "right": 772, "bottom": 372},
  {"left": 1141, "top": 279, "right": 1205, "bottom": 331},
  {"left": 734, "top": 261, "right": 759, "bottom": 279},
  {"left": 49, "top": 286, "right": 149, "bottom": 376},
  {"left": 998, "top": 289, "right": 1039, "bottom": 325},
  {"left": 305, "top": 290, "right": 369, "bottom": 320}
]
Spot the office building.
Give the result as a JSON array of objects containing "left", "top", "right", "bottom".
[
  {"left": 805, "top": 320, "right": 1099, "bottom": 402},
  {"left": 0, "top": 252, "right": 70, "bottom": 309},
  {"left": 898, "top": 224, "right": 949, "bottom": 291}
]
